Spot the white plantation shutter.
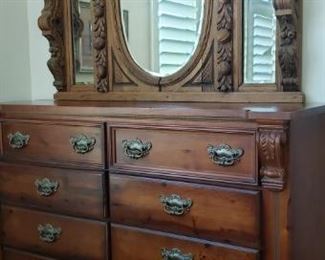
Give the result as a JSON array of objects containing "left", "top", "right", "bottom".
[
  {"left": 244, "top": 0, "right": 276, "bottom": 84},
  {"left": 251, "top": 13, "right": 276, "bottom": 82},
  {"left": 157, "top": 0, "right": 201, "bottom": 74}
]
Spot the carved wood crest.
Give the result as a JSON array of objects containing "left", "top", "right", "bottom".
[
  {"left": 258, "top": 126, "right": 288, "bottom": 191},
  {"left": 38, "top": 0, "right": 302, "bottom": 102}
]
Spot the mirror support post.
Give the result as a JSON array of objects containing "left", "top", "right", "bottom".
[
  {"left": 38, "top": 0, "right": 67, "bottom": 92},
  {"left": 273, "top": 0, "right": 301, "bottom": 92}
]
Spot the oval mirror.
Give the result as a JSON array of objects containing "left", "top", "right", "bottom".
[{"left": 120, "top": 0, "right": 204, "bottom": 77}]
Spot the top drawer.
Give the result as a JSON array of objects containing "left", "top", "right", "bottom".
[
  {"left": 1, "top": 121, "right": 104, "bottom": 169},
  {"left": 110, "top": 126, "right": 257, "bottom": 185}
]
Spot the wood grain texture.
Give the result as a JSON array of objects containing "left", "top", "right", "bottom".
[
  {"left": 1, "top": 206, "right": 108, "bottom": 260},
  {"left": 111, "top": 126, "right": 257, "bottom": 185},
  {"left": 2, "top": 248, "right": 55, "bottom": 260},
  {"left": 0, "top": 163, "right": 105, "bottom": 219},
  {"left": 111, "top": 224, "right": 259, "bottom": 260},
  {"left": 1, "top": 121, "right": 104, "bottom": 169},
  {"left": 110, "top": 174, "right": 261, "bottom": 248}
]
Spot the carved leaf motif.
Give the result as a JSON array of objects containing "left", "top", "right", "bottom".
[
  {"left": 93, "top": 0, "right": 108, "bottom": 92},
  {"left": 38, "top": 0, "right": 66, "bottom": 91},
  {"left": 216, "top": 0, "right": 233, "bottom": 92},
  {"left": 258, "top": 128, "right": 287, "bottom": 191}
]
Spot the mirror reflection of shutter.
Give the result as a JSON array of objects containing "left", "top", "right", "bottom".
[
  {"left": 157, "top": 0, "right": 201, "bottom": 75},
  {"left": 252, "top": 12, "right": 276, "bottom": 83}
]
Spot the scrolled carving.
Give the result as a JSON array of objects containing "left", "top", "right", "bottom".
[
  {"left": 38, "top": 0, "right": 66, "bottom": 91},
  {"left": 273, "top": 0, "right": 300, "bottom": 91},
  {"left": 258, "top": 127, "right": 287, "bottom": 191},
  {"left": 92, "top": 0, "right": 108, "bottom": 92},
  {"left": 216, "top": 0, "right": 233, "bottom": 92}
]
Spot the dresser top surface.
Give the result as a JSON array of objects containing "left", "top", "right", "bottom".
[{"left": 0, "top": 100, "right": 324, "bottom": 121}]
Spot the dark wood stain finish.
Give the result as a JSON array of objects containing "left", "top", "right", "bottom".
[
  {"left": 111, "top": 127, "right": 257, "bottom": 185},
  {"left": 1, "top": 121, "right": 104, "bottom": 169},
  {"left": 110, "top": 174, "right": 260, "bottom": 248},
  {"left": 111, "top": 224, "right": 259, "bottom": 260},
  {"left": 0, "top": 163, "right": 105, "bottom": 219},
  {"left": 1, "top": 206, "right": 108, "bottom": 260}
]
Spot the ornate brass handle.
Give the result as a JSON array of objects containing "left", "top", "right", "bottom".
[
  {"left": 160, "top": 194, "right": 192, "bottom": 216},
  {"left": 161, "top": 248, "right": 193, "bottom": 260},
  {"left": 122, "top": 138, "right": 152, "bottom": 159},
  {"left": 38, "top": 224, "right": 61, "bottom": 243},
  {"left": 8, "top": 132, "right": 30, "bottom": 149},
  {"left": 207, "top": 144, "right": 244, "bottom": 166},
  {"left": 70, "top": 134, "right": 96, "bottom": 154},
  {"left": 35, "top": 178, "right": 59, "bottom": 197}
]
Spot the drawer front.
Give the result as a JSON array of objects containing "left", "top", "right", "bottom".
[
  {"left": 111, "top": 127, "right": 257, "bottom": 184},
  {"left": 3, "top": 248, "right": 54, "bottom": 260},
  {"left": 110, "top": 175, "right": 260, "bottom": 248},
  {"left": 111, "top": 224, "right": 259, "bottom": 260},
  {"left": 2, "top": 121, "right": 104, "bottom": 168},
  {"left": 0, "top": 163, "right": 105, "bottom": 219},
  {"left": 1, "top": 206, "right": 108, "bottom": 260}
]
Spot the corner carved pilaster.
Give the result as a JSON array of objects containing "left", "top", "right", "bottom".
[
  {"left": 38, "top": 0, "right": 66, "bottom": 91},
  {"left": 93, "top": 0, "right": 109, "bottom": 92},
  {"left": 273, "top": 0, "right": 300, "bottom": 91},
  {"left": 258, "top": 127, "right": 288, "bottom": 191},
  {"left": 216, "top": 0, "right": 233, "bottom": 92}
]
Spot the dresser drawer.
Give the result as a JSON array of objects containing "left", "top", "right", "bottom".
[
  {"left": 0, "top": 163, "right": 105, "bottom": 219},
  {"left": 112, "top": 224, "right": 259, "bottom": 260},
  {"left": 1, "top": 121, "right": 104, "bottom": 168},
  {"left": 111, "top": 127, "right": 257, "bottom": 184},
  {"left": 110, "top": 175, "right": 260, "bottom": 248},
  {"left": 3, "top": 248, "right": 54, "bottom": 260},
  {"left": 1, "top": 206, "right": 108, "bottom": 260}
]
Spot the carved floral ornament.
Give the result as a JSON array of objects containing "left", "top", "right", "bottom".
[{"left": 38, "top": 0, "right": 301, "bottom": 98}]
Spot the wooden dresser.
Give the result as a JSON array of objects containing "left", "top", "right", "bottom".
[{"left": 0, "top": 101, "right": 324, "bottom": 260}]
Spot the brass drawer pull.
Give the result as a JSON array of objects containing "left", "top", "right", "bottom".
[
  {"left": 207, "top": 144, "right": 244, "bottom": 166},
  {"left": 35, "top": 178, "right": 59, "bottom": 197},
  {"left": 38, "top": 224, "right": 61, "bottom": 243},
  {"left": 161, "top": 248, "right": 193, "bottom": 260},
  {"left": 160, "top": 194, "right": 192, "bottom": 216},
  {"left": 122, "top": 138, "right": 152, "bottom": 159},
  {"left": 70, "top": 134, "right": 96, "bottom": 154},
  {"left": 8, "top": 132, "right": 30, "bottom": 149}
]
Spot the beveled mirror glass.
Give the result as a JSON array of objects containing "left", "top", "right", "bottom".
[
  {"left": 71, "top": 0, "right": 94, "bottom": 84},
  {"left": 244, "top": 0, "right": 276, "bottom": 84},
  {"left": 120, "top": 0, "right": 204, "bottom": 76}
]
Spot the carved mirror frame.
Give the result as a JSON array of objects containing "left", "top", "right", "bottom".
[{"left": 38, "top": 0, "right": 303, "bottom": 102}]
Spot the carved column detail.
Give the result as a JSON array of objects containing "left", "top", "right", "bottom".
[
  {"left": 38, "top": 0, "right": 66, "bottom": 91},
  {"left": 273, "top": 0, "right": 300, "bottom": 91},
  {"left": 216, "top": 0, "right": 233, "bottom": 92},
  {"left": 93, "top": 0, "right": 108, "bottom": 92},
  {"left": 258, "top": 127, "right": 287, "bottom": 191}
]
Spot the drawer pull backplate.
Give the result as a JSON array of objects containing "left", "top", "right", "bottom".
[
  {"left": 70, "top": 134, "right": 96, "bottom": 154},
  {"left": 160, "top": 194, "right": 192, "bottom": 216},
  {"left": 122, "top": 138, "right": 152, "bottom": 159},
  {"left": 161, "top": 248, "right": 193, "bottom": 260},
  {"left": 207, "top": 144, "right": 244, "bottom": 166},
  {"left": 38, "top": 224, "right": 61, "bottom": 243},
  {"left": 8, "top": 132, "right": 30, "bottom": 149},
  {"left": 35, "top": 178, "right": 59, "bottom": 197}
]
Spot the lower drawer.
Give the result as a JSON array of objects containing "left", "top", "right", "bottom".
[
  {"left": 111, "top": 224, "right": 259, "bottom": 260},
  {"left": 2, "top": 248, "right": 54, "bottom": 260},
  {"left": 1, "top": 206, "right": 108, "bottom": 260}
]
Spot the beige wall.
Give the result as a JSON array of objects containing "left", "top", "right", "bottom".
[
  {"left": 0, "top": 0, "right": 324, "bottom": 103},
  {"left": 0, "top": 0, "right": 32, "bottom": 101}
]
